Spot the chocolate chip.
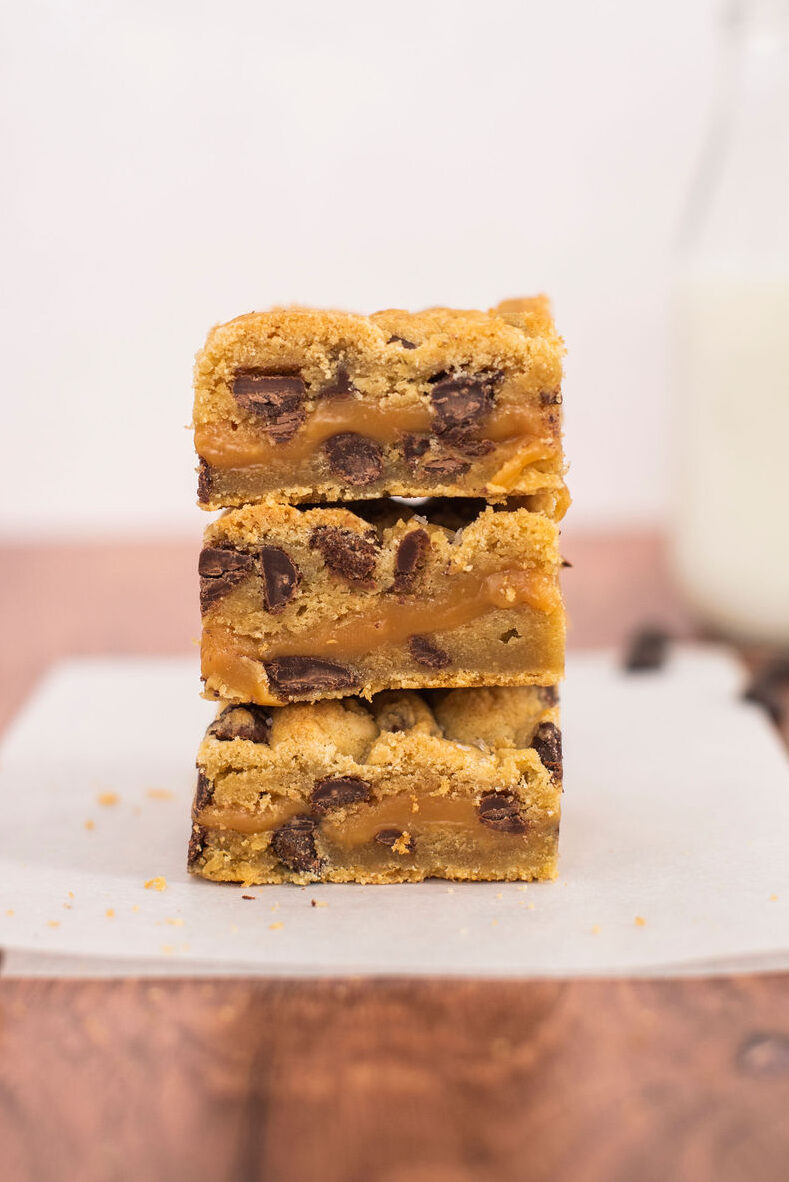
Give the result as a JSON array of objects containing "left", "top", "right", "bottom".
[
  {"left": 388, "top": 335, "right": 417, "bottom": 349},
  {"left": 209, "top": 704, "right": 272, "bottom": 744},
  {"left": 198, "top": 545, "right": 257, "bottom": 612},
  {"left": 623, "top": 627, "right": 670, "bottom": 672},
  {"left": 320, "top": 364, "right": 358, "bottom": 398},
  {"left": 537, "top": 685, "right": 559, "bottom": 707},
  {"left": 260, "top": 545, "right": 300, "bottom": 613},
  {"left": 375, "top": 828, "right": 414, "bottom": 851},
  {"left": 420, "top": 455, "right": 472, "bottom": 479},
  {"left": 437, "top": 427, "right": 494, "bottom": 458},
  {"left": 311, "top": 776, "right": 372, "bottom": 814},
  {"left": 310, "top": 525, "right": 380, "bottom": 586},
  {"left": 193, "top": 770, "right": 214, "bottom": 811},
  {"left": 393, "top": 529, "right": 430, "bottom": 595},
  {"left": 402, "top": 433, "right": 431, "bottom": 463},
  {"left": 271, "top": 816, "right": 321, "bottom": 876},
  {"left": 187, "top": 823, "right": 208, "bottom": 867},
  {"left": 324, "top": 433, "right": 384, "bottom": 486},
  {"left": 231, "top": 370, "right": 306, "bottom": 443},
  {"left": 743, "top": 659, "right": 789, "bottom": 726},
  {"left": 532, "top": 722, "right": 562, "bottom": 778},
  {"left": 197, "top": 459, "right": 213, "bottom": 504},
  {"left": 540, "top": 389, "right": 563, "bottom": 406},
  {"left": 428, "top": 371, "right": 501, "bottom": 429},
  {"left": 478, "top": 792, "right": 528, "bottom": 834},
  {"left": 408, "top": 635, "right": 452, "bottom": 669},
  {"left": 265, "top": 656, "right": 359, "bottom": 698}
]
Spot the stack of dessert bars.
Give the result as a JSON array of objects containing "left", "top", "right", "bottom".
[{"left": 188, "top": 299, "right": 568, "bottom": 884}]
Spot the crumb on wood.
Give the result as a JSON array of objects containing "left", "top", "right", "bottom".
[{"left": 144, "top": 876, "right": 167, "bottom": 892}]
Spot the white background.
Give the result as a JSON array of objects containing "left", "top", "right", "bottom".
[{"left": 0, "top": 0, "right": 720, "bottom": 537}]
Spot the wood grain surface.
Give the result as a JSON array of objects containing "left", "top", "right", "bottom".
[{"left": 1, "top": 533, "right": 788, "bottom": 1182}]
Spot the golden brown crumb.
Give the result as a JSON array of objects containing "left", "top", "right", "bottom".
[
  {"left": 165, "top": 917, "right": 184, "bottom": 926},
  {"left": 310, "top": 899, "right": 329, "bottom": 908},
  {"left": 160, "top": 945, "right": 175, "bottom": 955},
  {"left": 84, "top": 819, "right": 95, "bottom": 831},
  {"left": 269, "top": 922, "right": 284, "bottom": 931},
  {"left": 146, "top": 788, "right": 175, "bottom": 801},
  {"left": 131, "top": 904, "right": 140, "bottom": 913},
  {"left": 769, "top": 894, "right": 779, "bottom": 902},
  {"left": 105, "top": 908, "right": 115, "bottom": 918},
  {"left": 68, "top": 891, "right": 75, "bottom": 899},
  {"left": 591, "top": 924, "right": 601, "bottom": 935},
  {"left": 47, "top": 921, "right": 60, "bottom": 929},
  {"left": 392, "top": 832, "right": 413, "bottom": 856},
  {"left": 5, "top": 909, "right": 14, "bottom": 917},
  {"left": 634, "top": 915, "right": 646, "bottom": 927},
  {"left": 97, "top": 792, "right": 119, "bottom": 806},
  {"left": 145, "top": 876, "right": 167, "bottom": 892}
]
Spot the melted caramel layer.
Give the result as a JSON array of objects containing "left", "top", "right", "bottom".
[
  {"left": 265, "top": 568, "right": 559, "bottom": 659},
  {"left": 201, "top": 566, "right": 561, "bottom": 699},
  {"left": 196, "top": 794, "right": 526, "bottom": 848},
  {"left": 195, "top": 398, "right": 550, "bottom": 469}
]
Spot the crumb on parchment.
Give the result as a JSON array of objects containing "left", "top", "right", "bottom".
[
  {"left": 769, "top": 894, "right": 779, "bottom": 902},
  {"left": 634, "top": 915, "right": 646, "bottom": 927},
  {"left": 105, "top": 909, "right": 115, "bottom": 918},
  {"left": 146, "top": 788, "right": 175, "bottom": 801},
  {"left": 84, "top": 820, "right": 95, "bottom": 831},
  {"left": 145, "top": 877, "right": 167, "bottom": 892},
  {"left": 311, "top": 899, "right": 328, "bottom": 908},
  {"left": 47, "top": 921, "right": 60, "bottom": 929},
  {"left": 97, "top": 792, "right": 119, "bottom": 806},
  {"left": 591, "top": 925, "right": 601, "bottom": 935},
  {"left": 269, "top": 922, "right": 284, "bottom": 931}
]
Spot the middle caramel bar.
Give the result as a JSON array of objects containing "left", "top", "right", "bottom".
[{"left": 200, "top": 498, "right": 564, "bottom": 705}]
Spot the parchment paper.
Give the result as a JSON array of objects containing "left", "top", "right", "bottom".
[{"left": 1, "top": 648, "right": 788, "bottom": 977}]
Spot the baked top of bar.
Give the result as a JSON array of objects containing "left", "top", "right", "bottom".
[
  {"left": 195, "top": 296, "right": 564, "bottom": 418},
  {"left": 197, "top": 684, "right": 562, "bottom": 798}
]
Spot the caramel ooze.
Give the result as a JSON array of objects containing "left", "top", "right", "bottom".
[
  {"left": 195, "top": 398, "right": 551, "bottom": 469},
  {"left": 197, "top": 794, "right": 539, "bottom": 847},
  {"left": 201, "top": 568, "right": 561, "bottom": 699}
]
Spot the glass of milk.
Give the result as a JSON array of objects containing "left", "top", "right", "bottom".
[{"left": 673, "top": 0, "right": 789, "bottom": 644}]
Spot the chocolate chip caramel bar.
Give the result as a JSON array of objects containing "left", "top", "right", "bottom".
[
  {"left": 188, "top": 685, "right": 562, "bottom": 884},
  {"left": 199, "top": 498, "right": 565, "bottom": 706},
  {"left": 194, "top": 299, "right": 568, "bottom": 511}
]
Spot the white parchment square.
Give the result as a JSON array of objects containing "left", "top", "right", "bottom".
[{"left": 1, "top": 649, "right": 788, "bottom": 978}]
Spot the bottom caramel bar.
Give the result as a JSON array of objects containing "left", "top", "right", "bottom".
[{"left": 188, "top": 686, "right": 562, "bottom": 884}]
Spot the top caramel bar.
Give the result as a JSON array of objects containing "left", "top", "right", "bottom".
[{"left": 193, "top": 298, "right": 567, "bottom": 512}]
